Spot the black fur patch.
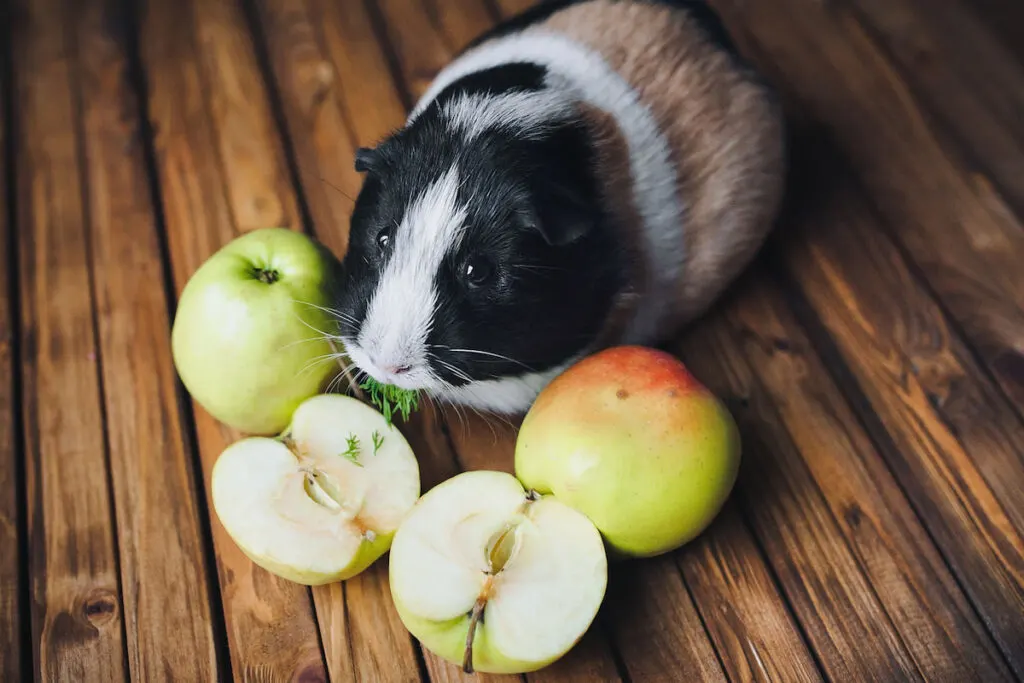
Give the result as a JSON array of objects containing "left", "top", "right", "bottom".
[
  {"left": 335, "top": 84, "right": 625, "bottom": 386},
  {"left": 429, "top": 62, "right": 549, "bottom": 112}
]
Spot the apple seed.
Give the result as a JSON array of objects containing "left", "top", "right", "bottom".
[
  {"left": 462, "top": 491, "right": 541, "bottom": 673},
  {"left": 302, "top": 470, "right": 346, "bottom": 511}
]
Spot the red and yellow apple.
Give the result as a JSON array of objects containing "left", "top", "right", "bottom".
[{"left": 514, "top": 346, "right": 740, "bottom": 558}]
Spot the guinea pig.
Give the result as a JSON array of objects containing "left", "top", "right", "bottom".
[{"left": 332, "top": 0, "right": 786, "bottom": 415}]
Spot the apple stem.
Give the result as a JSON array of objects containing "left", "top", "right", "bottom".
[
  {"left": 463, "top": 575, "right": 493, "bottom": 674},
  {"left": 255, "top": 268, "right": 279, "bottom": 284}
]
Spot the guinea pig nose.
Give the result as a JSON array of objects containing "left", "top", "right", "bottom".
[{"left": 384, "top": 364, "right": 412, "bottom": 376}]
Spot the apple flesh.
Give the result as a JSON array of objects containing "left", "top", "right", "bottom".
[
  {"left": 172, "top": 227, "right": 348, "bottom": 435},
  {"left": 389, "top": 470, "right": 607, "bottom": 674},
  {"left": 515, "top": 345, "right": 740, "bottom": 558},
  {"left": 211, "top": 394, "right": 420, "bottom": 584}
]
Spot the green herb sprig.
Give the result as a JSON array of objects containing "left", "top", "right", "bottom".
[
  {"left": 339, "top": 433, "right": 363, "bottom": 466},
  {"left": 372, "top": 430, "right": 384, "bottom": 455},
  {"left": 360, "top": 378, "right": 421, "bottom": 426}
]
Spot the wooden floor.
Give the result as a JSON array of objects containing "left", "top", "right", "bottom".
[{"left": 3, "top": 0, "right": 1024, "bottom": 680}]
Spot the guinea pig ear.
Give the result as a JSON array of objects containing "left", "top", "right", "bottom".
[
  {"left": 354, "top": 147, "right": 378, "bottom": 173},
  {"left": 525, "top": 184, "right": 596, "bottom": 247}
]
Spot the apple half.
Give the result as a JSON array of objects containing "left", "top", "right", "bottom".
[
  {"left": 211, "top": 394, "right": 421, "bottom": 585},
  {"left": 389, "top": 470, "right": 608, "bottom": 674}
]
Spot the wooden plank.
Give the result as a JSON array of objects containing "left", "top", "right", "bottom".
[
  {"left": 190, "top": 0, "right": 302, "bottom": 233},
  {"left": 727, "top": 276, "right": 1013, "bottom": 681},
  {"left": 670, "top": 307, "right": 921, "bottom": 681},
  {"left": 708, "top": 0, "right": 1024, "bottom": 419},
  {"left": 247, "top": 0, "right": 441, "bottom": 679},
  {"left": 491, "top": 0, "right": 537, "bottom": 17},
  {"left": 677, "top": 505, "right": 823, "bottom": 683},
  {"left": 0, "top": 5, "right": 23, "bottom": 678},
  {"left": 770, "top": 143, "right": 1024, "bottom": 673},
  {"left": 72, "top": 0, "right": 228, "bottom": 679},
  {"left": 71, "top": 0, "right": 223, "bottom": 678},
  {"left": 12, "top": 0, "right": 128, "bottom": 679},
  {"left": 375, "top": 0, "right": 459, "bottom": 100},
  {"left": 838, "top": 0, "right": 1024, "bottom": 234},
  {"left": 135, "top": 0, "right": 330, "bottom": 679}
]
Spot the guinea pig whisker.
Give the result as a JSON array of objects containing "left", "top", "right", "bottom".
[
  {"left": 434, "top": 357, "right": 473, "bottom": 384},
  {"left": 319, "top": 176, "right": 356, "bottom": 205},
  {"left": 278, "top": 335, "right": 333, "bottom": 352},
  {"left": 286, "top": 308, "right": 342, "bottom": 340},
  {"left": 466, "top": 404, "right": 501, "bottom": 446},
  {"left": 510, "top": 263, "right": 568, "bottom": 273},
  {"left": 435, "top": 346, "right": 535, "bottom": 372},
  {"left": 289, "top": 299, "right": 360, "bottom": 328},
  {"left": 439, "top": 399, "right": 469, "bottom": 436},
  {"left": 295, "top": 351, "right": 344, "bottom": 378}
]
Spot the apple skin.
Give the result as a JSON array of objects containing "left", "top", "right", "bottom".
[
  {"left": 514, "top": 345, "right": 741, "bottom": 558},
  {"left": 391, "top": 601, "right": 566, "bottom": 675},
  {"left": 172, "top": 227, "right": 347, "bottom": 435}
]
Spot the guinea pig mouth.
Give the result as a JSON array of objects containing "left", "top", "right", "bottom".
[{"left": 342, "top": 341, "right": 442, "bottom": 392}]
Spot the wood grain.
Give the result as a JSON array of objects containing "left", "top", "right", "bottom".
[
  {"left": 839, "top": 0, "right": 1024, "bottom": 218},
  {"left": 135, "top": 0, "right": 329, "bottom": 679},
  {"left": 0, "top": 6, "right": 23, "bottom": 678},
  {"left": 708, "top": 0, "right": 1024, "bottom": 420},
  {"left": 772, "top": 144, "right": 1024, "bottom": 673},
  {"left": 491, "top": 0, "right": 537, "bottom": 18},
  {"left": 252, "top": 0, "right": 405, "bottom": 258},
  {"left": 12, "top": 0, "right": 128, "bottom": 679},
  {"left": 248, "top": 1, "right": 439, "bottom": 679},
  {"left": 731, "top": 276, "right": 1012, "bottom": 681},
  {"left": 674, "top": 308, "right": 922, "bottom": 682},
  {"left": 71, "top": 0, "right": 221, "bottom": 678},
  {"left": 676, "top": 504, "right": 823, "bottom": 683},
  {"left": 375, "top": 0, "right": 460, "bottom": 101},
  {"left": 190, "top": 0, "right": 302, "bottom": 233}
]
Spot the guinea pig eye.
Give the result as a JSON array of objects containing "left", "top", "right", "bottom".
[
  {"left": 462, "top": 257, "right": 494, "bottom": 288},
  {"left": 376, "top": 225, "right": 394, "bottom": 252}
]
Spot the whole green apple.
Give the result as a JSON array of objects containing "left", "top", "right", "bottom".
[
  {"left": 514, "top": 345, "right": 740, "bottom": 558},
  {"left": 172, "top": 227, "right": 347, "bottom": 435},
  {"left": 389, "top": 470, "right": 607, "bottom": 674}
]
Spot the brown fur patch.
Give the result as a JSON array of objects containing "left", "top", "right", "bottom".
[
  {"left": 574, "top": 101, "right": 648, "bottom": 348},
  {"left": 537, "top": 0, "right": 786, "bottom": 337}
]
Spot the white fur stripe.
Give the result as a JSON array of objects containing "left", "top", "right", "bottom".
[
  {"left": 355, "top": 165, "right": 466, "bottom": 388},
  {"left": 411, "top": 29, "right": 685, "bottom": 343},
  {"left": 439, "top": 89, "right": 576, "bottom": 140}
]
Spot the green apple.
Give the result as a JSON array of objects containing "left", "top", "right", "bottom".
[
  {"left": 211, "top": 393, "right": 421, "bottom": 585},
  {"left": 389, "top": 470, "right": 607, "bottom": 674},
  {"left": 172, "top": 227, "right": 348, "bottom": 435},
  {"left": 515, "top": 345, "right": 740, "bottom": 558}
]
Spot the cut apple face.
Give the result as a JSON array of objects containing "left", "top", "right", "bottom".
[
  {"left": 389, "top": 470, "right": 607, "bottom": 674},
  {"left": 211, "top": 394, "right": 421, "bottom": 585}
]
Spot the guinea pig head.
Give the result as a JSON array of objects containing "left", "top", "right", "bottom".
[{"left": 332, "top": 111, "right": 624, "bottom": 401}]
